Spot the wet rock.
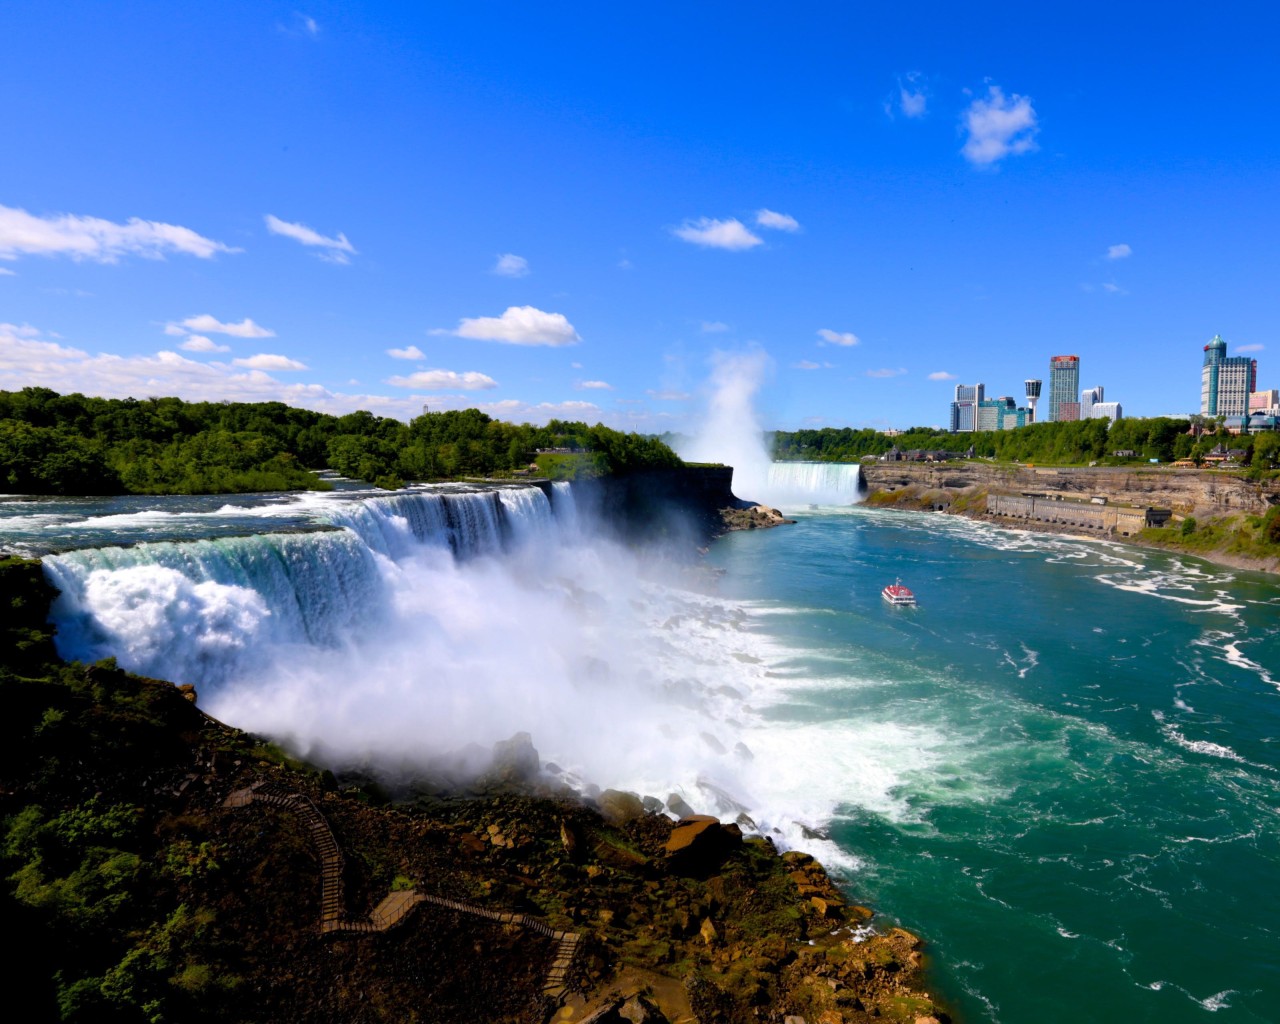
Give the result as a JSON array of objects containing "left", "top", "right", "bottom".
[
  {"left": 619, "top": 993, "right": 668, "bottom": 1023},
  {"left": 598, "top": 789, "right": 645, "bottom": 824},
  {"left": 559, "top": 818, "right": 581, "bottom": 860},
  {"left": 641, "top": 795, "right": 664, "bottom": 814},
  {"left": 666, "top": 793, "right": 697, "bottom": 819},
  {"left": 664, "top": 815, "right": 741, "bottom": 875},
  {"left": 484, "top": 732, "right": 540, "bottom": 786}
]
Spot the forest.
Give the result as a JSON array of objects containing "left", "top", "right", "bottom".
[
  {"left": 0, "top": 388, "right": 681, "bottom": 495},
  {"left": 772, "top": 417, "right": 1280, "bottom": 471}
]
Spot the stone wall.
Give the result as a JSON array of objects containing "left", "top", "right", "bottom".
[{"left": 987, "top": 494, "right": 1171, "bottom": 536}]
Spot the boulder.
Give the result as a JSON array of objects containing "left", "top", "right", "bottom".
[
  {"left": 619, "top": 994, "right": 669, "bottom": 1023},
  {"left": 664, "top": 815, "right": 741, "bottom": 875},
  {"left": 484, "top": 731, "right": 540, "bottom": 786},
  {"left": 598, "top": 789, "right": 645, "bottom": 824},
  {"left": 666, "top": 793, "right": 697, "bottom": 818}
]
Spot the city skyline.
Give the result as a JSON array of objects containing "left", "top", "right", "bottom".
[{"left": 1, "top": 4, "right": 1278, "bottom": 433}]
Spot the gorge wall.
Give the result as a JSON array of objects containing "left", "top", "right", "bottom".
[
  {"left": 862, "top": 461, "right": 1280, "bottom": 516},
  {"left": 575, "top": 465, "right": 741, "bottom": 544}
]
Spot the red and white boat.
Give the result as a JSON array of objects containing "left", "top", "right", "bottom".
[{"left": 881, "top": 579, "right": 916, "bottom": 607}]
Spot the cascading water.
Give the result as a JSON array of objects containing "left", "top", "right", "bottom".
[
  {"left": 762, "top": 461, "right": 863, "bottom": 506},
  {"left": 34, "top": 481, "right": 851, "bottom": 860}
]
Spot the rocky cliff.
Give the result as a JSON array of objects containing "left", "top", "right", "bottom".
[
  {"left": 574, "top": 466, "right": 745, "bottom": 545},
  {"left": 863, "top": 461, "right": 1279, "bottom": 516}
]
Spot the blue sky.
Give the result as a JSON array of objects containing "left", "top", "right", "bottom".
[{"left": 2, "top": 2, "right": 1278, "bottom": 432}]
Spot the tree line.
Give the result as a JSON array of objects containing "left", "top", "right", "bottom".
[
  {"left": 0, "top": 388, "right": 681, "bottom": 495},
  {"left": 773, "top": 417, "right": 1280, "bottom": 471}
]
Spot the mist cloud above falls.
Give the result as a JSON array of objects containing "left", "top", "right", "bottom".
[{"left": 676, "top": 348, "right": 773, "bottom": 501}]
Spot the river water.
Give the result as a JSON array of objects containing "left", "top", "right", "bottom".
[
  {"left": 2, "top": 473, "right": 1277, "bottom": 1022},
  {"left": 709, "top": 503, "right": 1280, "bottom": 1023}
]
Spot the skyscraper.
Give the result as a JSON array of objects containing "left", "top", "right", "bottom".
[
  {"left": 949, "top": 382, "right": 984, "bottom": 432},
  {"left": 1201, "top": 335, "right": 1256, "bottom": 417},
  {"left": 1048, "top": 356, "right": 1080, "bottom": 422},
  {"left": 1080, "top": 385, "right": 1104, "bottom": 419}
]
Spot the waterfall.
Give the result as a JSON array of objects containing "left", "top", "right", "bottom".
[
  {"left": 323, "top": 488, "right": 518, "bottom": 558},
  {"left": 43, "top": 484, "right": 558, "bottom": 684},
  {"left": 762, "top": 461, "right": 863, "bottom": 506}
]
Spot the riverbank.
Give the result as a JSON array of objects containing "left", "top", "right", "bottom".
[{"left": 860, "top": 464, "right": 1280, "bottom": 576}]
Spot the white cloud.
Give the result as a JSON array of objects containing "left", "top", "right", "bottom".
[
  {"left": 1101, "top": 283, "right": 1127, "bottom": 295},
  {"left": 617, "top": 258, "right": 633, "bottom": 270},
  {"left": 300, "top": 14, "right": 319, "bottom": 35},
  {"left": 1106, "top": 243, "right": 1132, "bottom": 260},
  {"left": 0, "top": 267, "right": 15, "bottom": 276},
  {"left": 449, "top": 305, "right": 580, "bottom": 346},
  {"left": 866, "top": 367, "right": 907, "bottom": 378},
  {"left": 386, "top": 370, "right": 498, "bottom": 391},
  {"left": 179, "top": 335, "right": 230, "bottom": 353},
  {"left": 960, "top": 85, "right": 1038, "bottom": 166},
  {"left": 232, "top": 354, "right": 308, "bottom": 371},
  {"left": 177, "top": 314, "right": 275, "bottom": 338},
  {"left": 646, "top": 389, "right": 692, "bottom": 401},
  {"left": 492, "top": 253, "right": 530, "bottom": 277},
  {"left": 700, "top": 321, "right": 730, "bottom": 333},
  {"left": 0, "top": 323, "right": 623, "bottom": 424},
  {"left": 817, "top": 328, "right": 859, "bottom": 347},
  {"left": 264, "top": 215, "right": 355, "bottom": 264},
  {"left": 672, "top": 217, "right": 763, "bottom": 251},
  {"left": 928, "top": 371, "right": 957, "bottom": 381},
  {"left": 0, "top": 203, "right": 238, "bottom": 263},
  {"left": 387, "top": 345, "right": 425, "bottom": 360},
  {"left": 577, "top": 380, "right": 613, "bottom": 390},
  {"left": 897, "top": 72, "right": 928, "bottom": 118},
  {"left": 1237, "top": 344, "right": 1264, "bottom": 353},
  {"left": 755, "top": 209, "right": 801, "bottom": 232},
  {"left": 793, "top": 360, "right": 821, "bottom": 370}
]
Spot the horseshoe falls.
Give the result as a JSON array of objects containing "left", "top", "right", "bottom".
[
  {"left": 762, "top": 460, "right": 864, "bottom": 506},
  {"left": 6, "top": 483, "right": 1280, "bottom": 1023}
]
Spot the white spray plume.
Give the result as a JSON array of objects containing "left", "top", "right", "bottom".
[{"left": 676, "top": 348, "right": 774, "bottom": 501}]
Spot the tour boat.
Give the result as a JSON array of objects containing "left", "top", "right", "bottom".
[{"left": 881, "top": 579, "right": 916, "bottom": 607}]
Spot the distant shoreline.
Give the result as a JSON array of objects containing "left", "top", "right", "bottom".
[{"left": 858, "top": 462, "right": 1280, "bottom": 578}]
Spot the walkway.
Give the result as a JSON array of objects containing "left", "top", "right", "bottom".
[{"left": 223, "top": 781, "right": 581, "bottom": 1000}]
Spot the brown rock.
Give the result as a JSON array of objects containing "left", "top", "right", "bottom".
[
  {"left": 699, "top": 917, "right": 718, "bottom": 946},
  {"left": 664, "top": 815, "right": 721, "bottom": 855},
  {"left": 598, "top": 788, "right": 646, "bottom": 824}
]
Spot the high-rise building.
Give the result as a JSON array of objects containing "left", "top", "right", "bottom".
[
  {"left": 1024, "top": 379, "right": 1042, "bottom": 423},
  {"left": 1202, "top": 335, "right": 1257, "bottom": 417},
  {"left": 949, "top": 382, "right": 985, "bottom": 432},
  {"left": 976, "top": 396, "right": 1025, "bottom": 431},
  {"left": 1080, "top": 385, "right": 1104, "bottom": 419},
  {"left": 1048, "top": 356, "right": 1080, "bottom": 422},
  {"left": 1250, "top": 390, "right": 1280, "bottom": 414},
  {"left": 1090, "top": 401, "right": 1122, "bottom": 423}
]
